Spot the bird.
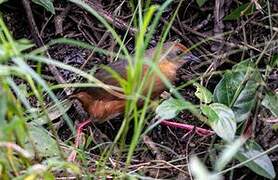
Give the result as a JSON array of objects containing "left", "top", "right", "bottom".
[
  {"left": 67, "top": 41, "right": 200, "bottom": 162},
  {"left": 70, "top": 41, "right": 199, "bottom": 123}
]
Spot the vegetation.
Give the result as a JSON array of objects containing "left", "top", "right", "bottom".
[{"left": 0, "top": 0, "right": 277, "bottom": 179}]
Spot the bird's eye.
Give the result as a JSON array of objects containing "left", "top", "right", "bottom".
[{"left": 176, "top": 49, "right": 183, "bottom": 56}]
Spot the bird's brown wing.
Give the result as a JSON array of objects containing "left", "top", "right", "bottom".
[
  {"left": 82, "top": 60, "right": 129, "bottom": 101},
  {"left": 79, "top": 43, "right": 175, "bottom": 101}
]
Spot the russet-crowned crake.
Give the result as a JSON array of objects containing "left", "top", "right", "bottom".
[{"left": 70, "top": 41, "right": 199, "bottom": 123}]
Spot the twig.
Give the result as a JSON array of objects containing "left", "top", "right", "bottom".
[
  {"left": 143, "top": 135, "right": 163, "bottom": 160},
  {"left": 54, "top": 4, "right": 71, "bottom": 35},
  {"left": 21, "top": 0, "right": 88, "bottom": 120},
  {"left": 81, "top": 31, "right": 110, "bottom": 69},
  {"left": 83, "top": 0, "right": 137, "bottom": 36},
  {"left": 211, "top": 0, "right": 225, "bottom": 68},
  {"left": 21, "top": 0, "right": 67, "bottom": 87},
  {"left": 263, "top": 118, "right": 278, "bottom": 123}
]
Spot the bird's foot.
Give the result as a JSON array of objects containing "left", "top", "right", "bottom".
[{"left": 68, "top": 119, "right": 92, "bottom": 162}]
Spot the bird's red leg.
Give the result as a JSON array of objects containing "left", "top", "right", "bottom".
[
  {"left": 68, "top": 119, "right": 92, "bottom": 162},
  {"left": 160, "top": 120, "right": 215, "bottom": 137}
]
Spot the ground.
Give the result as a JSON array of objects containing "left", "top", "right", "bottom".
[{"left": 1, "top": 0, "right": 277, "bottom": 179}]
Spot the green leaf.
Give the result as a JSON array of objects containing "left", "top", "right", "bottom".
[
  {"left": 262, "top": 92, "right": 278, "bottom": 117},
  {"left": 196, "top": 0, "right": 208, "bottom": 7},
  {"left": 202, "top": 103, "right": 236, "bottom": 142},
  {"left": 235, "top": 140, "right": 276, "bottom": 179},
  {"left": 156, "top": 97, "right": 193, "bottom": 119},
  {"left": 194, "top": 83, "right": 213, "bottom": 104},
  {"left": 32, "top": 0, "right": 55, "bottom": 14},
  {"left": 214, "top": 71, "right": 243, "bottom": 106},
  {"left": 201, "top": 105, "right": 219, "bottom": 123},
  {"left": 24, "top": 124, "right": 60, "bottom": 158},
  {"left": 214, "top": 62, "right": 259, "bottom": 122},
  {"left": 224, "top": 3, "right": 255, "bottom": 21}
]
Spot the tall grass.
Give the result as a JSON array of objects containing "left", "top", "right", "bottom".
[
  {"left": 1, "top": 0, "right": 277, "bottom": 179},
  {"left": 0, "top": 16, "right": 82, "bottom": 178},
  {"left": 0, "top": 0, "right": 186, "bottom": 177}
]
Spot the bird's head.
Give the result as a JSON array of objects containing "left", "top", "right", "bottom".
[
  {"left": 69, "top": 91, "right": 93, "bottom": 111},
  {"left": 160, "top": 41, "right": 200, "bottom": 68}
]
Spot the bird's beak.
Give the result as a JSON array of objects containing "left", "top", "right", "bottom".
[{"left": 184, "top": 53, "right": 201, "bottom": 63}]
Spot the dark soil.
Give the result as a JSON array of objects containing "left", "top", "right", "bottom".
[{"left": 3, "top": 0, "right": 277, "bottom": 179}]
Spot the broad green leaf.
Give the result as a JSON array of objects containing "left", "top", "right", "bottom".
[
  {"left": 201, "top": 105, "right": 219, "bottom": 123},
  {"left": 194, "top": 83, "right": 213, "bottom": 104},
  {"left": 262, "top": 92, "right": 278, "bottom": 117},
  {"left": 196, "top": 0, "right": 208, "bottom": 7},
  {"left": 202, "top": 103, "right": 236, "bottom": 142},
  {"left": 235, "top": 140, "right": 276, "bottom": 179},
  {"left": 24, "top": 124, "right": 60, "bottom": 158},
  {"left": 156, "top": 97, "right": 193, "bottom": 119},
  {"left": 224, "top": 3, "right": 255, "bottom": 21},
  {"left": 214, "top": 61, "right": 259, "bottom": 122},
  {"left": 32, "top": 0, "right": 55, "bottom": 14},
  {"left": 214, "top": 70, "right": 245, "bottom": 106},
  {"left": 232, "top": 78, "right": 258, "bottom": 122}
]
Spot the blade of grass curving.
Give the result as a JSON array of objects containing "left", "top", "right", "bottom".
[
  {"left": 0, "top": 18, "right": 19, "bottom": 55},
  {"left": 125, "top": 5, "right": 161, "bottom": 165},
  {"left": 7, "top": 77, "right": 66, "bottom": 159},
  {"left": 159, "top": 0, "right": 183, "bottom": 47},
  {"left": 0, "top": 16, "right": 74, "bottom": 137},
  {"left": 24, "top": 54, "right": 125, "bottom": 98},
  {"left": 126, "top": 1, "right": 185, "bottom": 164},
  {"left": 68, "top": 0, "right": 131, "bottom": 63},
  {"left": 50, "top": 82, "right": 114, "bottom": 91},
  {"left": 144, "top": 0, "right": 174, "bottom": 47},
  {"left": 12, "top": 57, "right": 75, "bottom": 134},
  {"left": 48, "top": 38, "right": 126, "bottom": 60},
  {"left": 114, "top": 3, "right": 139, "bottom": 62},
  {"left": 121, "top": 4, "right": 160, "bottom": 165},
  {"left": 7, "top": 77, "right": 33, "bottom": 113}
]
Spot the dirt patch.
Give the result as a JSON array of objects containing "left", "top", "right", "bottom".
[{"left": 3, "top": 0, "right": 277, "bottom": 179}]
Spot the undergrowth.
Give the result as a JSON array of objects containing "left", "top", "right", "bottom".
[{"left": 0, "top": 0, "right": 277, "bottom": 179}]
